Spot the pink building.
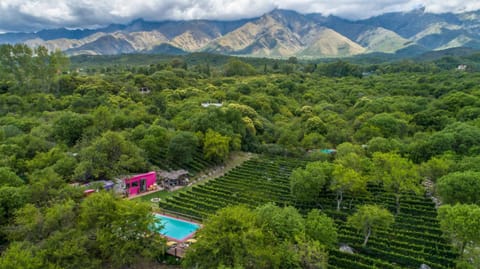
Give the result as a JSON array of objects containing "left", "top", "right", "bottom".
[{"left": 124, "top": 171, "right": 157, "bottom": 196}]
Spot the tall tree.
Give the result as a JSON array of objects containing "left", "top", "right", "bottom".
[
  {"left": 0, "top": 167, "right": 24, "bottom": 187},
  {"left": 5, "top": 191, "right": 162, "bottom": 268},
  {"left": 0, "top": 242, "right": 43, "bottom": 269},
  {"left": 74, "top": 131, "right": 147, "bottom": 181},
  {"left": 79, "top": 192, "right": 163, "bottom": 267},
  {"left": 335, "top": 142, "right": 365, "bottom": 159},
  {"left": 224, "top": 59, "right": 256, "bottom": 77},
  {"left": 290, "top": 161, "right": 332, "bottom": 204},
  {"left": 330, "top": 163, "right": 367, "bottom": 211},
  {"left": 296, "top": 239, "right": 328, "bottom": 269},
  {"left": 371, "top": 152, "right": 421, "bottom": 214},
  {"left": 255, "top": 203, "right": 305, "bottom": 241},
  {"left": 347, "top": 204, "right": 394, "bottom": 246},
  {"left": 166, "top": 131, "right": 198, "bottom": 165},
  {"left": 419, "top": 154, "right": 454, "bottom": 182},
  {"left": 0, "top": 186, "right": 29, "bottom": 227},
  {"left": 52, "top": 112, "right": 90, "bottom": 146},
  {"left": 183, "top": 204, "right": 330, "bottom": 269},
  {"left": 203, "top": 129, "right": 230, "bottom": 163},
  {"left": 182, "top": 205, "right": 285, "bottom": 269},
  {"left": 438, "top": 204, "right": 480, "bottom": 256},
  {"left": 437, "top": 171, "right": 480, "bottom": 205},
  {"left": 305, "top": 209, "right": 338, "bottom": 247}
]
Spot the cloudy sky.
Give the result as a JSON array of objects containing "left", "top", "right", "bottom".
[{"left": 1, "top": 0, "right": 480, "bottom": 32}]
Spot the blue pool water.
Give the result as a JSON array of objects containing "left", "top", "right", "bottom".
[{"left": 154, "top": 214, "right": 200, "bottom": 241}]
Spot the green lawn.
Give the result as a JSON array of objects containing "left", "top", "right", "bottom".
[{"left": 133, "top": 191, "right": 174, "bottom": 202}]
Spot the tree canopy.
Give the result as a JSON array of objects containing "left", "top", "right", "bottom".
[
  {"left": 183, "top": 204, "right": 335, "bottom": 269},
  {"left": 1, "top": 45, "right": 480, "bottom": 268},
  {"left": 371, "top": 152, "right": 421, "bottom": 214},
  {"left": 290, "top": 161, "right": 332, "bottom": 204},
  {"left": 438, "top": 204, "right": 480, "bottom": 256},
  {"left": 437, "top": 171, "right": 480, "bottom": 205},
  {"left": 347, "top": 204, "right": 394, "bottom": 246},
  {"left": 1, "top": 191, "right": 164, "bottom": 269}
]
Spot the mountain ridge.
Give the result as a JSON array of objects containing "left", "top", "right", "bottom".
[{"left": 2, "top": 8, "right": 480, "bottom": 58}]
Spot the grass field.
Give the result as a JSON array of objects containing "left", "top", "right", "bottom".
[{"left": 133, "top": 190, "right": 174, "bottom": 202}]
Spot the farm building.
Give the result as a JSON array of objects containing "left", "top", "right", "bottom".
[
  {"left": 124, "top": 171, "right": 157, "bottom": 197},
  {"left": 158, "top": 170, "right": 189, "bottom": 189}
]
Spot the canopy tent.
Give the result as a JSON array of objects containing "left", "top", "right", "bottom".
[{"left": 166, "top": 241, "right": 178, "bottom": 247}]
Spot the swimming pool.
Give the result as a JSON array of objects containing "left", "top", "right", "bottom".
[{"left": 153, "top": 214, "right": 200, "bottom": 241}]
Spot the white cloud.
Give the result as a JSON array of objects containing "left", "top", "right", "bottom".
[
  {"left": 0, "top": 0, "right": 479, "bottom": 32},
  {"left": 422, "top": 1, "right": 480, "bottom": 13}
]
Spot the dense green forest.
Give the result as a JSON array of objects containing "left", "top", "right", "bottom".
[{"left": 0, "top": 44, "right": 480, "bottom": 268}]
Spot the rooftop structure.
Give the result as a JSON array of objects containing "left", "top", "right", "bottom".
[
  {"left": 158, "top": 169, "right": 189, "bottom": 189},
  {"left": 201, "top": 102, "right": 223, "bottom": 108}
]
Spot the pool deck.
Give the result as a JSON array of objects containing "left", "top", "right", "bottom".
[
  {"left": 127, "top": 188, "right": 164, "bottom": 200},
  {"left": 166, "top": 244, "right": 188, "bottom": 258},
  {"left": 165, "top": 233, "right": 195, "bottom": 242},
  {"left": 156, "top": 214, "right": 201, "bottom": 258}
]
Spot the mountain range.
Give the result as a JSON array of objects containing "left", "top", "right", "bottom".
[{"left": 2, "top": 8, "right": 480, "bottom": 58}]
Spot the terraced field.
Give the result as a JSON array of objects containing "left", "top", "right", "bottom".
[
  {"left": 156, "top": 148, "right": 216, "bottom": 176},
  {"left": 159, "top": 156, "right": 457, "bottom": 268}
]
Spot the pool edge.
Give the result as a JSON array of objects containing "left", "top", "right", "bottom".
[{"left": 154, "top": 213, "right": 202, "bottom": 242}]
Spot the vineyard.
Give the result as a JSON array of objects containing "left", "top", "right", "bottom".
[
  {"left": 159, "top": 156, "right": 457, "bottom": 269},
  {"left": 157, "top": 148, "right": 217, "bottom": 176}
]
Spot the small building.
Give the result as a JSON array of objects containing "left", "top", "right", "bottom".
[
  {"left": 139, "top": 87, "right": 151, "bottom": 94},
  {"left": 124, "top": 171, "right": 157, "bottom": 197},
  {"left": 158, "top": 170, "right": 189, "bottom": 189},
  {"left": 457, "top": 64, "right": 467, "bottom": 71},
  {"left": 82, "top": 180, "right": 115, "bottom": 196},
  {"left": 201, "top": 102, "right": 223, "bottom": 108},
  {"left": 362, "top": 71, "right": 374, "bottom": 77},
  {"left": 85, "top": 180, "right": 114, "bottom": 190},
  {"left": 320, "top": 149, "right": 337, "bottom": 154}
]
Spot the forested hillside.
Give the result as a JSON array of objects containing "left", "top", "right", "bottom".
[{"left": 0, "top": 44, "right": 479, "bottom": 268}]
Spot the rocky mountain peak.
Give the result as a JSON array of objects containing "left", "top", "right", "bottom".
[{"left": 1, "top": 8, "right": 479, "bottom": 58}]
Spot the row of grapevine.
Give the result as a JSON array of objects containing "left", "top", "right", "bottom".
[
  {"left": 158, "top": 156, "right": 457, "bottom": 268},
  {"left": 154, "top": 147, "right": 217, "bottom": 176},
  {"left": 159, "top": 156, "right": 304, "bottom": 218}
]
